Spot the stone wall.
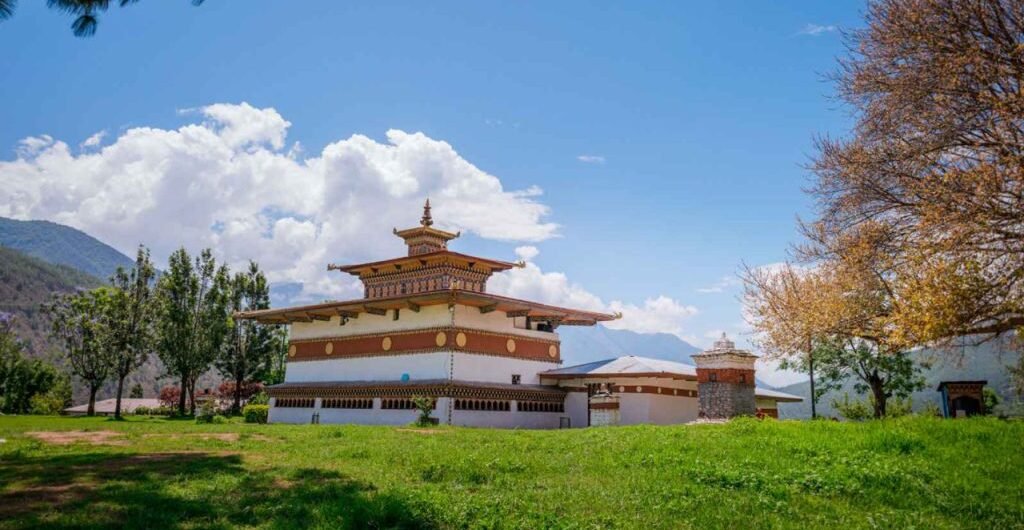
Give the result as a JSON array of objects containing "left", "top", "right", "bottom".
[{"left": 697, "top": 381, "right": 756, "bottom": 419}]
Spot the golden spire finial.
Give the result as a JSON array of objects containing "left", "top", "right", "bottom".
[{"left": 421, "top": 198, "right": 433, "bottom": 227}]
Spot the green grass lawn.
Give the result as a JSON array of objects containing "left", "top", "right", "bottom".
[{"left": 0, "top": 416, "right": 1021, "bottom": 529}]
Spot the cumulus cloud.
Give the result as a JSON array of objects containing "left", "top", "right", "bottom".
[
  {"left": 798, "top": 23, "right": 836, "bottom": 36},
  {"left": 0, "top": 102, "right": 558, "bottom": 302},
  {"left": 576, "top": 155, "right": 605, "bottom": 164},
  {"left": 489, "top": 249, "right": 698, "bottom": 338}
]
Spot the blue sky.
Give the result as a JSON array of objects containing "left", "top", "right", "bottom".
[{"left": 0, "top": 2, "right": 864, "bottom": 383}]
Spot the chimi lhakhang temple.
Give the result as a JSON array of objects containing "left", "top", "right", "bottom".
[{"left": 238, "top": 201, "right": 800, "bottom": 427}]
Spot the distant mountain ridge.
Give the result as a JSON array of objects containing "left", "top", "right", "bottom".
[
  {"left": 558, "top": 326, "right": 702, "bottom": 366},
  {"left": 0, "top": 217, "right": 135, "bottom": 280}
]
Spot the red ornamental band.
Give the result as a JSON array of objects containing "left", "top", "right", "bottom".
[{"left": 287, "top": 327, "right": 560, "bottom": 363}]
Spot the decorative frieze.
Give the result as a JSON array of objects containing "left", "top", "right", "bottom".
[{"left": 287, "top": 326, "right": 560, "bottom": 363}]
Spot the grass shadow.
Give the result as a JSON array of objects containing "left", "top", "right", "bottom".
[{"left": 0, "top": 452, "right": 436, "bottom": 530}]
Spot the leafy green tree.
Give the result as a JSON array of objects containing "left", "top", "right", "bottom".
[
  {"left": 48, "top": 288, "right": 115, "bottom": 416},
  {"left": 129, "top": 383, "right": 144, "bottom": 398},
  {"left": 155, "top": 248, "right": 231, "bottom": 415},
  {"left": 0, "top": 0, "right": 205, "bottom": 37},
  {"left": 216, "top": 261, "right": 276, "bottom": 414},
  {"left": 30, "top": 373, "right": 72, "bottom": 415},
  {"left": 106, "top": 246, "right": 157, "bottom": 419},
  {"left": 0, "top": 315, "right": 63, "bottom": 414},
  {"left": 263, "top": 327, "right": 290, "bottom": 386},
  {"left": 782, "top": 338, "right": 927, "bottom": 418}
]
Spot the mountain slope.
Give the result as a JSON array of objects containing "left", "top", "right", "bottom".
[
  {"left": 558, "top": 326, "right": 701, "bottom": 366},
  {"left": 777, "top": 339, "right": 1021, "bottom": 419},
  {"left": 0, "top": 246, "right": 104, "bottom": 355},
  {"left": 0, "top": 217, "right": 134, "bottom": 280}
]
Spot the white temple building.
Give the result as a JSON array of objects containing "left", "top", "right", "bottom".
[{"left": 238, "top": 201, "right": 800, "bottom": 428}]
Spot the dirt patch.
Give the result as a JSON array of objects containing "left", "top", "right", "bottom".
[
  {"left": 0, "top": 484, "right": 92, "bottom": 517},
  {"left": 189, "top": 432, "right": 240, "bottom": 442},
  {"left": 26, "top": 430, "right": 126, "bottom": 446},
  {"left": 396, "top": 428, "right": 447, "bottom": 435},
  {"left": 247, "top": 434, "right": 276, "bottom": 442}
]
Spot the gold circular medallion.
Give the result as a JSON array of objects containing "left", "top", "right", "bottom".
[
  {"left": 435, "top": 331, "right": 447, "bottom": 347},
  {"left": 456, "top": 332, "right": 467, "bottom": 348},
  {"left": 325, "top": 342, "right": 334, "bottom": 355},
  {"left": 548, "top": 344, "right": 557, "bottom": 358},
  {"left": 618, "top": 386, "right": 625, "bottom": 393},
  {"left": 288, "top": 345, "right": 297, "bottom": 357},
  {"left": 506, "top": 338, "right": 516, "bottom": 353},
  {"left": 635, "top": 386, "right": 642, "bottom": 393},
  {"left": 382, "top": 337, "right": 392, "bottom": 351}
]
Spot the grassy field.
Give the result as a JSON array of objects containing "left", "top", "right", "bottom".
[{"left": 0, "top": 416, "right": 1021, "bottom": 529}]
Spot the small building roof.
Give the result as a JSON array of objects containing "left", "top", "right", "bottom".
[
  {"left": 541, "top": 355, "right": 803, "bottom": 402},
  {"left": 936, "top": 380, "right": 988, "bottom": 391},
  {"left": 328, "top": 249, "right": 518, "bottom": 276},
  {"left": 64, "top": 398, "right": 162, "bottom": 414},
  {"left": 540, "top": 355, "right": 698, "bottom": 380}
]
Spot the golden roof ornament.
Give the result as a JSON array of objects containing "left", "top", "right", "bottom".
[
  {"left": 713, "top": 332, "right": 735, "bottom": 351},
  {"left": 421, "top": 198, "right": 433, "bottom": 227}
]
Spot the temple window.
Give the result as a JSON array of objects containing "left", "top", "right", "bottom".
[{"left": 511, "top": 374, "right": 521, "bottom": 385}]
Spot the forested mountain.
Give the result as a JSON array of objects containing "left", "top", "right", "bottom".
[
  {"left": 0, "top": 246, "right": 102, "bottom": 356},
  {"left": 0, "top": 217, "right": 135, "bottom": 280}
]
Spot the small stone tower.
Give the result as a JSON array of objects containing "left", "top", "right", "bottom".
[{"left": 692, "top": 333, "right": 757, "bottom": 419}]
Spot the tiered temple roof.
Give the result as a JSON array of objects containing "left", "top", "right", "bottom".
[{"left": 237, "top": 200, "right": 619, "bottom": 326}]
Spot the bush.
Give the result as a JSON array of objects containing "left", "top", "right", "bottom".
[
  {"left": 29, "top": 391, "right": 65, "bottom": 415},
  {"left": 411, "top": 395, "right": 436, "bottom": 427},
  {"left": 211, "top": 415, "right": 229, "bottom": 424},
  {"left": 832, "top": 394, "right": 873, "bottom": 421},
  {"left": 983, "top": 387, "right": 1000, "bottom": 414},
  {"left": 159, "top": 385, "right": 181, "bottom": 409},
  {"left": 134, "top": 405, "right": 172, "bottom": 416},
  {"left": 195, "top": 399, "right": 220, "bottom": 424},
  {"left": 247, "top": 391, "right": 269, "bottom": 406},
  {"left": 243, "top": 404, "right": 269, "bottom": 424}
]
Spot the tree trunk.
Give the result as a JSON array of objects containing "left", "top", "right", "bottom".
[
  {"left": 178, "top": 373, "right": 188, "bottom": 416},
  {"left": 870, "top": 378, "right": 887, "bottom": 419},
  {"left": 114, "top": 373, "right": 126, "bottom": 419},
  {"left": 87, "top": 385, "right": 98, "bottom": 416},
  {"left": 233, "top": 376, "right": 243, "bottom": 415},
  {"left": 188, "top": 379, "right": 197, "bottom": 415}
]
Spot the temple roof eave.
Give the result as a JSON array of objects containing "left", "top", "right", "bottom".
[
  {"left": 328, "top": 250, "right": 518, "bottom": 276},
  {"left": 235, "top": 289, "right": 620, "bottom": 326}
]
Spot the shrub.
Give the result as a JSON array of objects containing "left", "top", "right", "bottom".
[
  {"left": 129, "top": 383, "right": 144, "bottom": 399},
  {"left": 211, "top": 415, "right": 229, "bottom": 424},
  {"left": 159, "top": 385, "right": 181, "bottom": 409},
  {"left": 247, "top": 391, "right": 270, "bottom": 406},
  {"left": 134, "top": 405, "right": 173, "bottom": 416},
  {"left": 982, "top": 387, "right": 1000, "bottom": 414},
  {"left": 195, "top": 399, "right": 219, "bottom": 424},
  {"left": 243, "top": 404, "right": 269, "bottom": 424},
  {"left": 411, "top": 395, "right": 436, "bottom": 427},
  {"left": 832, "top": 394, "right": 872, "bottom": 421}
]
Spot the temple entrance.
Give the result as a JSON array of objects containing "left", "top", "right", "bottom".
[{"left": 951, "top": 396, "right": 981, "bottom": 418}]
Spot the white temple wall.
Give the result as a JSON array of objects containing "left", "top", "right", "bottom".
[
  {"left": 451, "top": 353, "right": 560, "bottom": 384},
  {"left": 450, "top": 409, "right": 564, "bottom": 429},
  {"left": 290, "top": 305, "right": 452, "bottom": 340},
  {"left": 284, "top": 352, "right": 452, "bottom": 383},
  {"left": 618, "top": 394, "right": 653, "bottom": 425},
  {"left": 647, "top": 394, "right": 699, "bottom": 424},
  {"left": 268, "top": 405, "right": 316, "bottom": 424},
  {"left": 755, "top": 398, "right": 779, "bottom": 410},
  {"left": 564, "top": 391, "right": 589, "bottom": 428}
]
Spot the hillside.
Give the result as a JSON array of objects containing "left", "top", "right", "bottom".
[
  {"left": 0, "top": 246, "right": 103, "bottom": 356},
  {"left": 0, "top": 217, "right": 134, "bottom": 280},
  {"left": 777, "top": 339, "right": 1021, "bottom": 419},
  {"left": 558, "top": 326, "right": 701, "bottom": 365},
  {"left": 0, "top": 415, "right": 1020, "bottom": 529}
]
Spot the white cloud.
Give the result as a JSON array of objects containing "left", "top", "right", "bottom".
[
  {"left": 696, "top": 275, "right": 740, "bottom": 294},
  {"left": 514, "top": 245, "right": 539, "bottom": 262},
  {"left": 80, "top": 130, "right": 106, "bottom": 150},
  {"left": 489, "top": 249, "right": 698, "bottom": 338},
  {"left": 0, "top": 102, "right": 559, "bottom": 302},
  {"left": 576, "top": 155, "right": 605, "bottom": 164},
  {"left": 798, "top": 23, "right": 836, "bottom": 36}
]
